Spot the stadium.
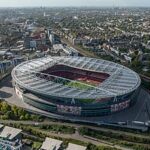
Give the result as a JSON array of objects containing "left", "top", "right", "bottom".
[{"left": 12, "top": 56, "right": 141, "bottom": 117}]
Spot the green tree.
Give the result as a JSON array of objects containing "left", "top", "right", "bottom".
[
  {"left": 5, "top": 111, "right": 12, "bottom": 119},
  {"left": 25, "top": 114, "right": 30, "bottom": 120},
  {"left": 1, "top": 102, "right": 11, "bottom": 113},
  {"left": 20, "top": 115, "right": 25, "bottom": 120},
  {"left": 18, "top": 108, "right": 25, "bottom": 117},
  {"left": 12, "top": 105, "right": 19, "bottom": 117}
]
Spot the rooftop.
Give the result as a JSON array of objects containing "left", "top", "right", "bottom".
[
  {"left": 53, "top": 44, "right": 64, "bottom": 50},
  {"left": 40, "top": 137, "right": 63, "bottom": 150},
  {"left": 0, "top": 126, "right": 22, "bottom": 140},
  {"left": 66, "top": 143, "right": 87, "bottom": 150},
  {"left": 12, "top": 56, "right": 141, "bottom": 99}
]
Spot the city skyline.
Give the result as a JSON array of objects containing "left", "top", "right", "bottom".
[{"left": 0, "top": 0, "right": 150, "bottom": 7}]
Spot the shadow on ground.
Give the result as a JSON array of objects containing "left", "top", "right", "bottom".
[
  {"left": 0, "top": 90, "right": 12, "bottom": 98},
  {"left": 0, "top": 75, "right": 13, "bottom": 88}
]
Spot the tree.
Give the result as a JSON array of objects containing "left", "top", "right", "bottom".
[
  {"left": 25, "top": 114, "right": 30, "bottom": 120},
  {"left": 20, "top": 115, "right": 25, "bottom": 120},
  {"left": 87, "top": 143, "right": 98, "bottom": 150},
  {"left": 18, "top": 108, "right": 25, "bottom": 117},
  {"left": 1, "top": 102, "right": 11, "bottom": 113},
  {"left": 5, "top": 111, "right": 12, "bottom": 119},
  {"left": 12, "top": 105, "right": 19, "bottom": 117}
]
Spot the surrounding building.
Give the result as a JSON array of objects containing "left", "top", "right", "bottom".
[
  {"left": 40, "top": 137, "right": 63, "bottom": 150},
  {"left": 52, "top": 44, "right": 79, "bottom": 56},
  {"left": 0, "top": 125, "right": 22, "bottom": 150},
  {"left": 0, "top": 57, "right": 24, "bottom": 80}
]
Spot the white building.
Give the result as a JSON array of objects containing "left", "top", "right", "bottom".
[
  {"left": 0, "top": 126, "right": 22, "bottom": 150},
  {"left": 66, "top": 143, "right": 87, "bottom": 150},
  {"left": 40, "top": 137, "right": 63, "bottom": 150},
  {"left": 110, "top": 47, "right": 119, "bottom": 55},
  {"left": 63, "top": 47, "right": 79, "bottom": 56},
  {"left": 49, "top": 34, "right": 55, "bottom": 45},
  {"left": 124, "top": 55, "right": 132, "bottom": 62},
  {"left": 72, "top": 38, "right": 89, "bottom": 45}
]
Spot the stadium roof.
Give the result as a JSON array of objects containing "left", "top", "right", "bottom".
[{"left": 12, "top": 56, "right": 141, "bottom": 99}]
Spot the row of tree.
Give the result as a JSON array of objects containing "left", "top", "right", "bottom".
[
  {"left": 78, "top": 127, "right": 150, "bottom": 150},
  {"left": 0, "top": 101, "right": 43, "bottom": 121}
]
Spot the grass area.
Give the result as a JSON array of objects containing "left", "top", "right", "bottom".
[
  {"left": 77, "top": 79, "right": 99, "bottom": 86},
  {"left": 38, "top": 124, "right": 75, "bottom": 134},
  {"left": 32, "top": 142, "right": 42, "bottom": 150},
  {"left": 66, "top": 81, "right": 92, "bottom": 90},
  {"left": 79, "top": 127, "right": 150, "bottom": 150}
]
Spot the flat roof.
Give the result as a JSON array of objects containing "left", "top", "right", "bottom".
[
  {"left": 53, "top": 44, "right": 64, "bottom": 50},
  {"left": 40, "top": 137, "right": 63, "bottom": 150},
  {"left": 0, "top": 126, "right": 22, "bottom": 140},
  {"left": 66, "top": 143, "right": 87, "bottom": 150}
]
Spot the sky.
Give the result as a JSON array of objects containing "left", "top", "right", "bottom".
[{"left": 0, "top": 0, "right": 150, "bottom": 7}]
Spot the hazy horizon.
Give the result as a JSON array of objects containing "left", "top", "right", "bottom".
[{"left": 0, "top": 0, "right": 150, "bottom": 7}]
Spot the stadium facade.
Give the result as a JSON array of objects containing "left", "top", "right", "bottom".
[{"left": 12, "top": 57, "right": 141, "bottom": 117}]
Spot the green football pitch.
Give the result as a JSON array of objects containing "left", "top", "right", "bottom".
[{"left": 66, "top": 81, "right": 94, "bottom": 90}]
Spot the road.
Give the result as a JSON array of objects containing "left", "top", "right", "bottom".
[{"left": 0, "top": 119, "right": 150, "bottom": 140}]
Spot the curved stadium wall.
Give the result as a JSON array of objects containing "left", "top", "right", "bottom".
[{"left": 12, "top": 56, "right": 141, "bottom": 117}]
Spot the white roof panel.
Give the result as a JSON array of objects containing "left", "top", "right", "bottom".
[
  {"left": 12, "top": 56, "right": 141, "bottom": 99},
  {"left": 66, "top": 143, "right": 87, "bottom": 150},
  {"left": 0, "top": 126, "right": 22, "bottom": 140},
  {"left": 40, "top": 137, "right": 62, "bottom": 150}
]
